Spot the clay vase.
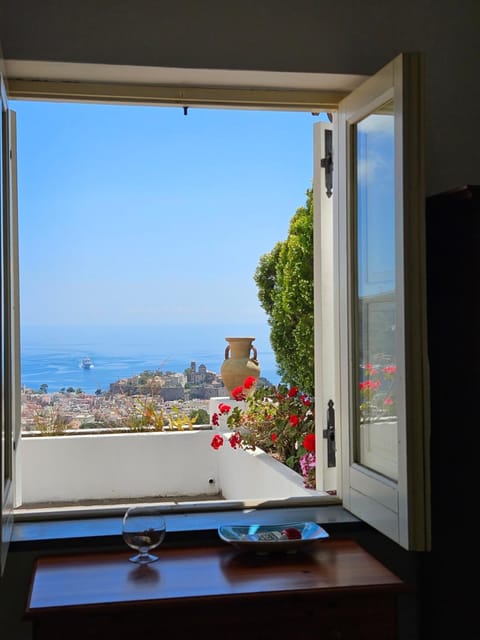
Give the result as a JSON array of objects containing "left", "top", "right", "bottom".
[{"left": 220, "top": 337, "right": 261, "bottom": 399}]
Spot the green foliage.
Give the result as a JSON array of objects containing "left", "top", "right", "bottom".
[
  {"left": 189, "top": 408, "right": 210, "bottom": 425},
  {"left": 168, "top": 405, "right": 197, "bottom": 431},
  {"left": 254, "top": 188, "right": 314, "bottom": 395},
  {"left": 33, "top": 408, "right": 69, "bottom": 435},
  {"left": 124, "top": 400, "right": 198, "bottom": 432},
  {"left": 125, "top": 399, "right": 168, "bottom": 431}
]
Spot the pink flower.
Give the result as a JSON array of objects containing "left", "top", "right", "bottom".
[
  {"left": 210, "top": 434, "right": 224, "bottom": 450},
  {"left": 300, "top": 452, "right": 316, "bottom": 474},
  {"left": 300, "top": 452, "right": 316, "bottom": 488},
  {"left": 365, "top": 363, "right": 379, "bottom": 375},
  {"left": 383, "top": 365, "right": 397, "bottom": 375},
  {"left": 384, "top": 396, "right": 394, "bottom": 405}
]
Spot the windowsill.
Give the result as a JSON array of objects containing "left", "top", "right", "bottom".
[{"left": 11, "top": 501, "right": 359, "bottom": 550}]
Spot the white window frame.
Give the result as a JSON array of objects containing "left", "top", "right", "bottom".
[
  {"left": 1, "top": 54, "right": 430, "bottom": 565},
  {"left": 336, "top": 54, "right": 430, "bottom": 551}
]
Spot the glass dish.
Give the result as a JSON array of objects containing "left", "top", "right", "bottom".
[{"left": 218, "top": 522, "right": 329, "bottom": 553}]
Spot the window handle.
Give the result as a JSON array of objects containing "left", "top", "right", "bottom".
[
  {"left": 320, "top": 129, "right": 333, "bottom": 198},
  {"left": 322, "top": 399, "right": 336, "bottom": 467}
]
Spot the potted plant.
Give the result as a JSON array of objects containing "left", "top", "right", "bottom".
[{"left": 210, "top": 376, "right": 316, "bottom": 488}]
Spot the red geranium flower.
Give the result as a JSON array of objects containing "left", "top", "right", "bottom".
[
  {"left": 360, "top": 379, "right": 381, "bottom": 391},
  {"left": 229, "top": 432, "right": 242, "bottom": 449},
  {"left": 243, "top": 376, "right": 256, "bottom": 389},
  {"left": 303, "top": 433, "right": 316, "bottom": 452},
  {"left": 232, "top": 385, "right": 246, "bottom": 401},
  {"left": 210, "top": 434, "right": 224, "bottom": 450},
  {"left": 211, "top": 413, "right": 219, "bottom": 426},
  {"left": 218, "top": 402, "right": 231, "bottom": 414},
  {"left": 209, "top": 379, "right": 317, "bottom": 489}
]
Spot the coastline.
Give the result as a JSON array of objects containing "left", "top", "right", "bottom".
[{"left": 20, "top": 324, "right": 280, "bottom": 394}]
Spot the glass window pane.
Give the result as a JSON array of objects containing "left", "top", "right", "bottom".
[{"left": 353, "top": 100, "right": 398, "bottom": 481}]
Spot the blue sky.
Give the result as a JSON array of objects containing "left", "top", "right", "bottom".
[{"left": 12, "top": 100, "right": 327, "bottom": 327}]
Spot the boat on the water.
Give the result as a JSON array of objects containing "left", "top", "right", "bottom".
[{"left": 80, "top": 357, "right": 94, "bottom": 369}]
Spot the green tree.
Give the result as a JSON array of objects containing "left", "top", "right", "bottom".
[
  {"left": 254, "top": 188, "right": 314, "bottom": 395},
  {"left": 39, "top": 383, "right": 48, "bottom": 394}
]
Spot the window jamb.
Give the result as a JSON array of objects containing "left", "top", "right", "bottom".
[{"left": 11, "top": 89, "right": 343, "bottom": 519}]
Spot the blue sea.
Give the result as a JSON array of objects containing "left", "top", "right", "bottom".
[{"left": 20, "top": 324, "right": 281, "bottom": 394}]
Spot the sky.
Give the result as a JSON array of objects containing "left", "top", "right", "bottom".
[{"left": 11, "top": 100, "right": 328, "bottom": 328}]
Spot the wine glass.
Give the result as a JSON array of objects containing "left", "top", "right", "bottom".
[{"left": 122, "top": 505, "right": 166, "bottom": 564}]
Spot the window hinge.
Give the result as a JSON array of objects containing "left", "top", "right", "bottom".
[
  {"left": 322, "top": 399, "right": 336, "bottom": 467},
  {"left": 320, "top": 129, "right": 333, "bottom": 198}
]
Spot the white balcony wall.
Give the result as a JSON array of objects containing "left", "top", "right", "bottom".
[
  {"left": 20, "top": 431, "right": 220, "bottom": 504},
  {"left": 19, "top": 430, "right": 323, "bottom": 505},
  {"left": 217, "top": 439, "right": 321, "bottom": 501}
]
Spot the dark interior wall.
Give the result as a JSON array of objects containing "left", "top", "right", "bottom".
[
  {"left": 0, "top": 0, "right": 479, "bottom": 194},
  {"left": 0, "top": 2, "right": 479, "bottom": 638},
  {"left": 0, "top": 0, "right": 433, "bottom": 73}
]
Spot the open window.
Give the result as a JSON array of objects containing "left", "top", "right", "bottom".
[{"left": 1, "top": 53, "right": 430, "bottom": 569}]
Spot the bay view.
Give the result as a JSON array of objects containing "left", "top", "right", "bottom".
[{"left": 20, "top": 323, "right": 280, "bottom": 433}]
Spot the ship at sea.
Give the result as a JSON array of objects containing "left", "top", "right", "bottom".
[{"left": 80, "top": 356, "right": 94, "bottom": 369}]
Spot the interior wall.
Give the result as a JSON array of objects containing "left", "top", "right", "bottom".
[{"left": 0, "top": 0, "right": 479, "bottom": 195}]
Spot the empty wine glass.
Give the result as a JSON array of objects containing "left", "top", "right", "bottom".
[{"left": 122, "top": 505, "right": 166, "bottom": 564}]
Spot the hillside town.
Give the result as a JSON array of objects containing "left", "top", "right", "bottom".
[{"left": 21, "top": 361, "right": 229, "bottom": 433}]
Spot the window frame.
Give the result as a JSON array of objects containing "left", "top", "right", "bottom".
[
  {"left": 2, "top": 54, "right": 430, "bottom": 556},
  {"left": 1, "top": 69, "right": 20, "bottom": 575}
]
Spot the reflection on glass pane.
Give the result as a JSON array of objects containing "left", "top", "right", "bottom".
[{"left": 354, "top": 100, "right": 398, "bottom": 481}]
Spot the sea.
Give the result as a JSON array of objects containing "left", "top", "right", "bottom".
[{"left": 20, "top": 324, "right": 281, "bottom": 394}]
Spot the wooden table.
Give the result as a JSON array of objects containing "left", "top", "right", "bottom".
[{"left": 26, "top": 538, "right": 408, "bottom": 639}]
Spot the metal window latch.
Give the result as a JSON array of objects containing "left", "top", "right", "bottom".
[
  {"left": 322, "top": 399, "right": 336, "bottom": 467},
  {"left": 320, "top": 129, "right": 333, "bottom": 198}
]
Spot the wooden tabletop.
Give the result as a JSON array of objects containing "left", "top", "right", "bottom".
[{"left": 26, "top": 538, "right": 407, "bottom": 616}]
